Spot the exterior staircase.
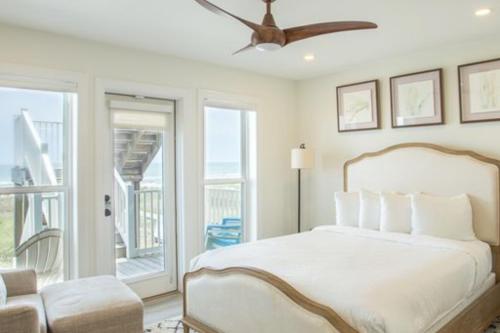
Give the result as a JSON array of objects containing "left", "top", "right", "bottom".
[
  {"left": 113, "top": 128, "right": 163, "bottom": 259},
  {"left": 114, "top": 129, "right": 162, "bottom": 184},
  {"left": 12, "top": 111, "right": 63, "bottom": 246}
]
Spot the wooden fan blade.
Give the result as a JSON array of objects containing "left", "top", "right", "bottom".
[
  {"left": 194, "top": 0, "right": 262, "bottom": 32},
  {"left": 233, "top": 44, "right": 254, "bottom": 55},
  {"left": 284, "top": 21, "right": 377, "bottom": 45}
]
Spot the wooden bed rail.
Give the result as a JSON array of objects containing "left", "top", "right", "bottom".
[
  {"left": 492, "top": 245, "right": 500, "bottom": 283},
  {"left": 182, "top": 266, "right": 358, "bottom": 333}
]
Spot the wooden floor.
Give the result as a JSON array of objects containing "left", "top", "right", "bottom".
[
  {"left": 116, "top": 254, "right": 163, "bottom": 280},
  {"left": 144, "top": 292, "right": 183, "bottom": 326}
]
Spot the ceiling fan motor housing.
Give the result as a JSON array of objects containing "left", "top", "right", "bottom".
[{"left": 252, "top": 27, "right": 286, "bottom": 49}]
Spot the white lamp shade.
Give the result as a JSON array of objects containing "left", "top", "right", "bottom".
[{"left": 291, "top": 147, "right": 315, "bottom": 169}]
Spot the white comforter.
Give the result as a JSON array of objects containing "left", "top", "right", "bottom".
[{"left": 191, "top": 226, "right": 492, "bottom": 333}]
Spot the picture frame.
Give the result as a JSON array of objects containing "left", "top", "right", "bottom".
[
  {"left": 390, "top": 68, "right": 444, "bottom": 128},
  {"left": 336, "top": 80, "right": 380, "bottom": 132},
  {"left": 458, "top": 58, "right": 500, "bottom": 124}
]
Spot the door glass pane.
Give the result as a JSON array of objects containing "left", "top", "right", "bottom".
[
  {"left": 0, "top": 87, "right": 70, "bottom": 187},
  {"left": 0, "top": 192, "right": 65, "bottom": 287},
  {"left": 204, "top": 107, "right": 242, "bottom": 179},
  {"left": 113, "top": 127, "right": 166, "bottom": 281}
]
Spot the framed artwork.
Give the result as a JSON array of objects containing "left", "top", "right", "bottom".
[
  {"left": 336, "top": 80, "right": 379, "bottom": 132},
  {"left": 390, "top": 69, "right": 444, "bottom": 128},
  {"left": 459, "top": 58, "right": 500, "bottom": 123}
]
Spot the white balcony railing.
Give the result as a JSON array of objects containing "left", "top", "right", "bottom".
[
  {"left": 135, "top": 189, "right": 163, "bottom": 256},
  {"left": 205, "top": 186, "right": 241, "bottom": 226},
  {"left": 114, "top": 170, "right": 163, "bottom": 258},
  {"left": 114, "top": 171, "right": 242, "bottom": 258}
]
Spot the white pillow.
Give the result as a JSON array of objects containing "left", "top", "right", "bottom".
[
  {"left": 380, "top": 193, "right": 412, "bottom": 233},
  {"left": 411, "top": 193, "right": 476, "bottom": 241},
  {"left": 334, "top": 192, "right": 359, "bottom": 227},
  {"left": 359, "top": 190, "right": 380, "bottom": 230},
  {"left": 0, "top": 275, "right": 6, "bottom": 306}
]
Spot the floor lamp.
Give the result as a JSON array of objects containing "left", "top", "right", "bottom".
[{"left": 291, "top": 144, "right": 315, "bottom": 233}]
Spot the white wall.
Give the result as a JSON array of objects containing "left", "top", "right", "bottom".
[
  {"left": 0, "top": 23, "right": 298, "bottom": 278},
  {"left": 5, "top": 21, "right": 499, "bottom": 279},
  {"left": 297, "top": 33, "right": 500, "bottom": 230}
]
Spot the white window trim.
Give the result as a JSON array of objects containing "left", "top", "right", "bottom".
[
  {"left": 0, "top": 62, "right": 90, "bottom": 280},
  {"left": 199, "top": 89, "right": 260, "bottom": 252}
]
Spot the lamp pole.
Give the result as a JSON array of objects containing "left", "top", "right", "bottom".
[
  {"left": 298, "top": 167, "right": 301, "bottom": 233},
  {"left": 291, "top": 143, "right": 312, "bottom": 233}
]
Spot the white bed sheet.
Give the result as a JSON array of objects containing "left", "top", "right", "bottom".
[
  {"left": 428, "top": 272, "right": 495, "bottom": 332},
  {"left": 190, "top": 225, "right": 492, "bottom": 333}
]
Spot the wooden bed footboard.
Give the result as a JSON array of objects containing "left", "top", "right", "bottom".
[
  {"left": 182, "top": 267, "right": 357, "bottom": 333},
  {"left": 183, "top": 266, "right": 500, "bottom": 333}
]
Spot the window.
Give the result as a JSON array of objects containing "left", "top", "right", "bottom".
[
  {"left": 203, "top": 106, "right": 256, "bottom": 251},
  {"left": 0, "top": 85, "right": 75, "bottom": 287}
]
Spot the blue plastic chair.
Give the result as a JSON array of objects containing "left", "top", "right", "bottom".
[{"left": 205, "top": 218, "right": 242, "bottom": 250}]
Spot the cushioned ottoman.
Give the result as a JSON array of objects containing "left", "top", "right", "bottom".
[{"left": 41, "top": 275, "right": 143, "bottom": 333}]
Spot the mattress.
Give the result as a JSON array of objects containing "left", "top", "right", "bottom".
[
  {"left": 191, "top": 225, "right": 493, "bottom": 333},
  {"left": 428, "top": 272, "right": 495, "bottom": 332}
]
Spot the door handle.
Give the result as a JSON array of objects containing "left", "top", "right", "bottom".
[{"left": 104, "top": 194, "right": 112, "bottom": 217}]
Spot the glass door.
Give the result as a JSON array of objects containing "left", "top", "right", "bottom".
[{"left": 107, "top": 93, "right": 176, "bottom": 298}]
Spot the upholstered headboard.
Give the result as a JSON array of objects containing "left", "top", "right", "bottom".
[{"left": 344, "top": 143, "right": 500, "bottom": 246}]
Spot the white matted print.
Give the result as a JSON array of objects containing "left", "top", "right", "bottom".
[
  {"left": 391, "top": 69, "right": 443, "bottom": 128},
  {"left": 343, "top": 90, "right": 373, "bottom": 124},
  {"left": 469, "top": 69, "right": 500, "bottom": 114},
  {"left": 397, "top": 80, "right": 435, "bottom": 118},
  {"left": 460, "top": 58, "right": 500, "bottom": 123},
  {"left": 337, "top": 80, "right": 379, "bottom": 132}
]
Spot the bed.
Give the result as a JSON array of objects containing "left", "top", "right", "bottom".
[{"left": 182, "top": 143, "right": 500, "bottom": 333}]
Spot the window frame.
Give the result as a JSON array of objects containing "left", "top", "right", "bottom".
[
  {"left": 202, "top": 104, "right": 251, "bottom": 246},
  {"left": 0, "top": 80, "right": 76, "bottom": 282}
]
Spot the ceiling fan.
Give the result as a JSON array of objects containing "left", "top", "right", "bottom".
[{"left": 194, "top": 0, "right": 378, "bottom": 54}]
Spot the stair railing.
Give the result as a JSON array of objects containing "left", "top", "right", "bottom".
[
  {"left": 113, "top": 169, "right": 138, "bottom": 258},
  {"left": 14, "top": 111, "right": 60, "bottom": 242},
  {"left": 33, "top": 120, "right": 63, "bottom": 172},
  {"left": 16, "top": 111, "right": 58, "bottom": 186}
]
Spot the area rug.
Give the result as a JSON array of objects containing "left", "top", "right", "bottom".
[
  {"left": 144, "top": 316, "right": 185, "bottom": 333},
  {"left": 145, "top": 317, "right": 500, "bottom": 332},
  {"left": 486, "top": 317, "right": 500, "bottom": 333}
]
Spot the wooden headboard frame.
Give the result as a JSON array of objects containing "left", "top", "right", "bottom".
[{"left": 343, "top": 142, "right": 500, "bottom": 281}]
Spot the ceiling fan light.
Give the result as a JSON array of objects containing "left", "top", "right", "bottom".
[
  {"left": 304, "top": 54, "right": 315, "bottom": 62},
  {"left": 475, "top": 8, "right": 492, "bottom": 16},
  {"left": 256, "top": 43, "right": 282, "bottom": 52}
]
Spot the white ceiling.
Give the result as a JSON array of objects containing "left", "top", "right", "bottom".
[{"left": 0, "top": 0, "right": 499, "bottom": 80}]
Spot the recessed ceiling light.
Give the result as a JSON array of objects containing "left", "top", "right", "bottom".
[
  {"left": 475, "top": 8, "right": 492, "bottom": 16},
  {"left": 304, "top": 54, "right": 315, "bottom": 62}
]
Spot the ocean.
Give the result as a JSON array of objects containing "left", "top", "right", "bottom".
[{"left": 0, "top": 162, "right": 241, "bottom": 186}]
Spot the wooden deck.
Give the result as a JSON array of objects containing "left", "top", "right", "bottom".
[{"left": 116, "top": 254, "right": 164, "bottom": 280}]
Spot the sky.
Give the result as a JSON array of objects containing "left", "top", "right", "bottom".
[
  {"left": 205, "top": 107, "right": 241, "bottom": 164},
  {"left": 0, "top": 87, "right": 65, "bottom": 184}
]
